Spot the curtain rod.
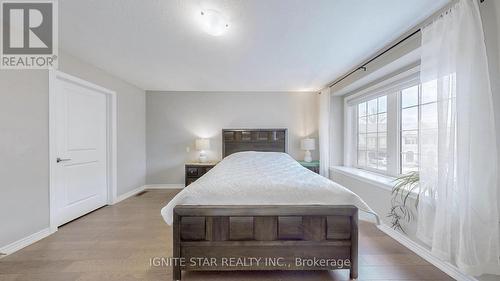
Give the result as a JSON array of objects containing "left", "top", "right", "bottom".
[
  {"left": 327, "top": 29, "right": 420, "bottom": 89},
  {"left": 327, "top": 0, "right": 485, "bottom": 89}
]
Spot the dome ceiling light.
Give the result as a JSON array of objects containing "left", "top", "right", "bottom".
[{"left": 199, "top": 9, "right": 229, "bottom": 36}]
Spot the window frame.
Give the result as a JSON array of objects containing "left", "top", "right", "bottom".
[
  {"left": 399, "top": 83, "right": 421, "bottom": 175},
  {"left": 345, "top": 71, "right": 421, "bottom": 177},
  {"left": 354, "top": 95, "right": 390, "bottom": 174}
]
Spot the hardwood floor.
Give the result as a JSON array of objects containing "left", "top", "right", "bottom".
[{"left": 0, "top": 190, "right": 454, "bottom": 281}]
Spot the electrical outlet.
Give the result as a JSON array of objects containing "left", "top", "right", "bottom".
[{"left": 186, "top": 146, "right": 190, "bottom": 152}]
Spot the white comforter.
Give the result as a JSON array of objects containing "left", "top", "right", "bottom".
[{"left": 161, "top": 151, "right": 379, "bottom": 225}]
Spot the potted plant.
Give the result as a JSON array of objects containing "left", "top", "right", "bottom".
[{"left": 388, "top": 171, "right": 420, "bottom": 233}]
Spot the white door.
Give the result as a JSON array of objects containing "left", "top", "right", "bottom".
[{"left": 53, "top": 76, "right": 108, "bottom": 226}]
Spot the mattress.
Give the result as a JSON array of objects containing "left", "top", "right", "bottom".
[{"left": 161, "top": 151, "right": 379, "bottom": 225}]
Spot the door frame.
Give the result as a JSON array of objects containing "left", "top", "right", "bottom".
[{"left": 48, "top": 70, "right": 117, "bottom": 233}]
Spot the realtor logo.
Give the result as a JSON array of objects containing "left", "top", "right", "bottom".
[{"left": 1, "top": 0, "right": 58, "bottom": 69}]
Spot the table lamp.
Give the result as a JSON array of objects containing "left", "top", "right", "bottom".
[
  {"left": 195, "top": 138, "right": 210, "bottom": 163},
  {"left": 300, "top": 138, "right": 315, "bottom": 162}
]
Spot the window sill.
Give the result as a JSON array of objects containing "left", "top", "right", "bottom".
[{"left": 330, "top": 166, "right": 396, "bottom": 192}]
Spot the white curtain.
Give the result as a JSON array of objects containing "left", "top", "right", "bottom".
[
  {"left": 318, "top": 87, "right": 331, "bottom": 177},
  {"left": 417, "top": 0, "right": 499, "bottom": 276}
]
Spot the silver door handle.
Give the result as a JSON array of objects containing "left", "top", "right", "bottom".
[{"left": 56, "top": 157, "right": 71, "bottom": 163}]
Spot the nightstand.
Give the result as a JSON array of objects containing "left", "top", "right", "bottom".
[
  {"left": 298, "top": 160, "right": 320, "bottom": 174},
  {"left": 185, "top": 162, "right": 218, "bottom": 186}
]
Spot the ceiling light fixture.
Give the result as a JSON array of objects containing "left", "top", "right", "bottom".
[{"left": 199, "top": 9, "right": 229, "bottom": 36}]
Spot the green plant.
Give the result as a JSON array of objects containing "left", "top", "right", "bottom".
[{"left": 388, "top": 171, "right": 420, "bottom": 233}]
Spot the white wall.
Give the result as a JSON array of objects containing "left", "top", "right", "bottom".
[
  {"left": 0, "top": 70, "right": 49, "bottom": 249},
  {"left": 331, "top": 170, "right": 418, "bottom": 238},
  {"left": 146, "top": 91, "right": 319, "bottom": 184},
  {"left": 479, "top": 2, "right": 500, "bottom": 279},
  {"left": 480, "top": 0, "right": 500, "bottom": 214},
  {"left": 0, "top": 52, "right": 146, "bottom": 250}
]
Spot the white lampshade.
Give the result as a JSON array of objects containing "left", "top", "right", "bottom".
[
  {"left": 300, "top": 138, "right": 316, "bottom": 151},
  {"left": 195, "top": 138, "right": 210, "bottom": 151}
]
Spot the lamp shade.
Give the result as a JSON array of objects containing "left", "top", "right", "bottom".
[
  {"left": 300, "top": 138, "right": 315, "bottom": 151},
  {"left": 195, "top": 138, "right": 210, "bottom": 151}
]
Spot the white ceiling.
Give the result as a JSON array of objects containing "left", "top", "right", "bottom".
[{"left": 59, "top": 0, "right": 449, "bottom": 92}]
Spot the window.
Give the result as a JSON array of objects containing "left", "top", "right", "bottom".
[
  {"left": 400, "top": 85, "right": 420, "bottom": 174},
  {"left": 357, "top": 96, "right": 387, "bottom": 172},
  {"left": 399, "top": 82, "right": 439, "bottom": 174},
  {"left": 348, "top": 73, "right": 438, "bottom": 176}
]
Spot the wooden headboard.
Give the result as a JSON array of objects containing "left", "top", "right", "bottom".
[{"left": 222, "top": 129, "right": 288, "bottom": 158}]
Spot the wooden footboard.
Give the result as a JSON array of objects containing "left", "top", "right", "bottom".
[{"left": 172, "top": 205, "right": 358, "bottom": 280}]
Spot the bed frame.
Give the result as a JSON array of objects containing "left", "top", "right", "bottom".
[{"left": 172, "top": 129, "right": 358, "bottom": 280}]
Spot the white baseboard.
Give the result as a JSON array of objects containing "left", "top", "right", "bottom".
[
  {"left": 113, "top": 184, "right": 184, "bottom": 204},
  {"left": 377, "top": 224, "right": 478, "bottom": 281},
  {"left": 144, "top": 184, "right": 184, "bottom": 190},
  {"left": 0, "top": 228, "right": 53, "bottom": 256},
  {"left": 113, "top": 185, "right": 146, "bottom": 204}
]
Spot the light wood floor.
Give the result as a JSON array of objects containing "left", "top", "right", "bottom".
[{"left": 0, "top": 190, "right": 453, "bottom": 281}]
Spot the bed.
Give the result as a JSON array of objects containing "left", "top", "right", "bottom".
[{"left": 161, "top": 129, "right": 377, "bottom": 280}]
